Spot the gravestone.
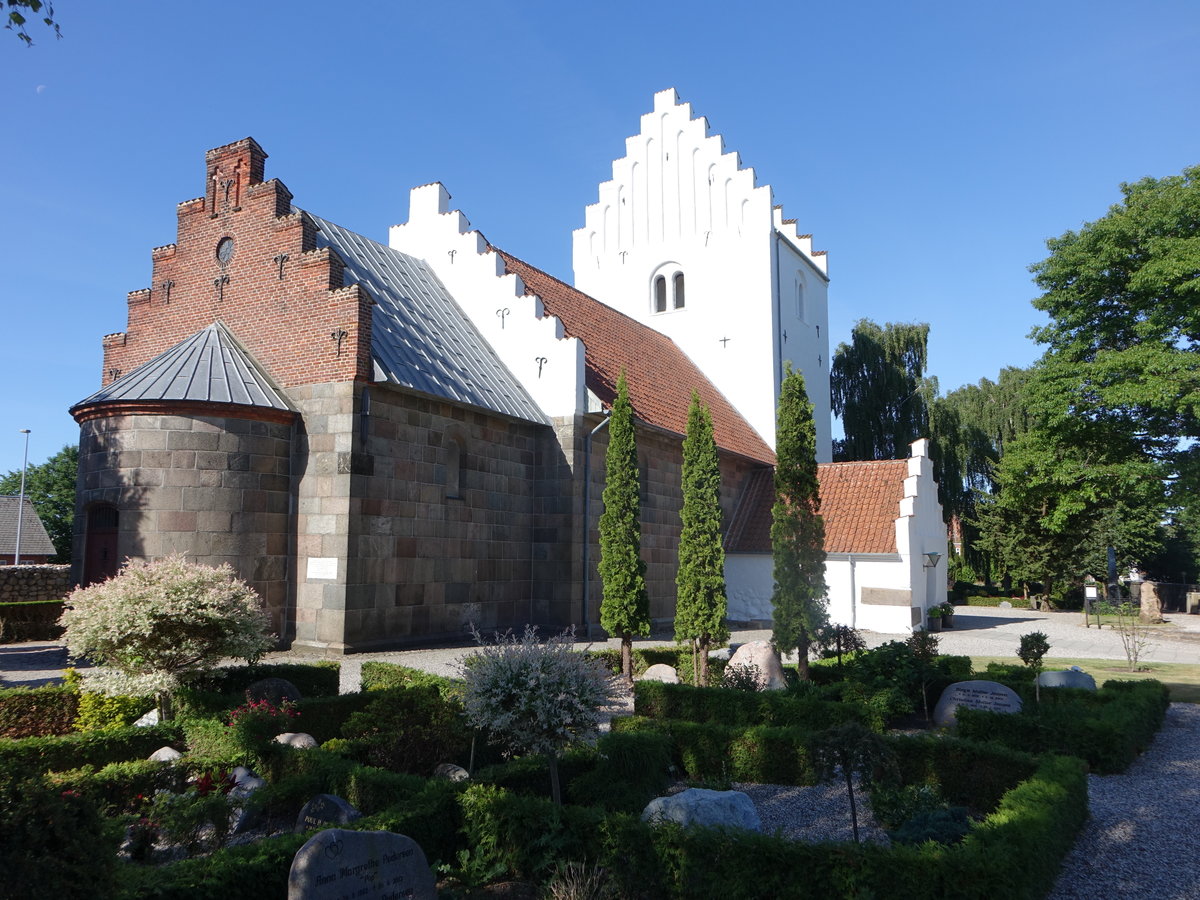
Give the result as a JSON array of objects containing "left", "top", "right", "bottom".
[
  {"left": 726, "top": 641, "right": 787, "bottom": 690},
  {"left": 433, "top": 763, "right": 470, "bottom": 782},
  {"left": 134, "top": 708, "right": 160, "bottom": 727},
  {"left": 288, "top": 828, "right": 436, "bottom": 900},
  {"left": 933, "top": 680, "right": 1023, "bottom": 728},
  {"left": 642, "top": 788, "right": 761, "bottom": 833},
  {"left": 148, "top": 746, "right": 182, "bottom": 762},
  {"left": 246, "top": 677, "right": 302, "bottom": 706},
  {"left": 1036, "top": 670, "right": 1097, "bottom": 691},
  {"left": 296, "top": 794, "right": 363, "bottom": 834},
  {"left": 639, "top": 663, "right": 680, "bottom": 684}
]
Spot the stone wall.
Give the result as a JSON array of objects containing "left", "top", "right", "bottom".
[
  {"left": 73, "top": 412, "right": 295, "bottom": 633},
  {"left": 0, "top": 565, "right": 71, "bottom": 604},
  {"left": 322, "top": 382, "right": 563, "bottom": 651}
]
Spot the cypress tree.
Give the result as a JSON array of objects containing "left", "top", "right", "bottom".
[
  {"left": 771, "top": 364, "right": 828, "bottom": 679},
  {"left": 598, "top": 371, "right": 650, "bottom": 680},
  {"left": 674, "top": 392, "right": 729, "bottom": 685}
]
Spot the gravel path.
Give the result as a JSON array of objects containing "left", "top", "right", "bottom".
[{"left": 1048, "top": 702, "right": 1200, "bottom": 900}]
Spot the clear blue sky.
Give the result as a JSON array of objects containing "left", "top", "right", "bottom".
[{"left": 3, "top": 1, "right": 1198, "bottom": 475}]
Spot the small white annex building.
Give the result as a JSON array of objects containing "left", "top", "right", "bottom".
[{"left": 724, "top": 440, "right": 947, "bottom": 633}]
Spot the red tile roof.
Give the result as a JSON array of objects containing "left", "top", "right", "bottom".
[
  {"left": 725, "top": 459, "right": 908, "bottom": 554},
  {"left": 494, "top": 250, "right": 774, "bottom": 465}
]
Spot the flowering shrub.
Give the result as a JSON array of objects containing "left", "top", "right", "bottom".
[
  {"left": 459, "top": 625, "right": 614, "bottom": 803},
  {"left": 59, "top": 556, "right": 274, "bottom": 715},
  {"left": 226, "top": 698, "right": 298, "bottom": 757},
  {"left": 139, "top": 768, "right": 240, "bottom": 856}
]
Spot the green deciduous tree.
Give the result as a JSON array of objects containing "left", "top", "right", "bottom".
[
  {"left": 932, "top": 367, "right": 1037, "bottom": 581},
  {"left": 974, "top": 409, "right": 1166, "bottom": 601},
  {"left": 1029, "top": 164, "right": 1200, "bottom": 540},
  {"left": 599, "top": 371, "right": 650, "bottom": 681},
  {"left": 0, "top": 443, "right": 77, "bottom": 563},
  {"left": 831, "top": 319, "right": 930, "bottom": 461},
  {"left": 5, "top": 0, "right": 59, "bottom": 45},
  {"left": 674, "top": 392, "right": 728, "bottom": 686},
  {"left": 771, "top": 364, "right": 827, "bottom": 679},
  {"left": 59, "top": 556, "right": 274, "bottom": 718},
  {"left": 1018, "top": 631, "right": 1050, "bottom": 704}
]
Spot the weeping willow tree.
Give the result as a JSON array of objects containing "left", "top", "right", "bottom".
[{"left": 831, "top": 319, "right": 930, "bottom": 461}]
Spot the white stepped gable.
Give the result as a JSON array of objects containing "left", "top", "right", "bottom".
[
  {"left": 390, "top": 183, "right": 586, "bottom": 420},
  {"left": 571, "top": 88, "right": 831, "bottom": 459}
]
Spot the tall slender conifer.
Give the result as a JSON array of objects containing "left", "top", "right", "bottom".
[
  {"left": 598, "top": 371, "right": 649, "bottom": 680},
  {"left": 674, "top": 392, "right": 728, "bottom": 685},
  {"left": 771, "top": 364, "right": 828, "bottom": 679}
]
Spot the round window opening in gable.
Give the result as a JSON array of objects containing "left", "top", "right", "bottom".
[{"left": 216, "top": 236, "right": 235, "bottom": 267}]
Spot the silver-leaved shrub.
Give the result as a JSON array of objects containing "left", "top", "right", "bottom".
[
  {"left": 59, "top": 555, "right": 274, "bottom": 714},
  {"left": 459, "top": 625, "right": 615, "bottom": 803}
]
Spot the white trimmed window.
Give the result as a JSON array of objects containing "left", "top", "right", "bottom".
[{"left": 651, "top": 263, "right": 685, "bottom": 313}]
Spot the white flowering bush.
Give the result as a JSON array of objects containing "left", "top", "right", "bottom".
[
  {"left": 459, "top": 625, "right": 615, "bottom": 803},
  {"left": 59, "top": 556, "right": 274, "bottom": 716}
]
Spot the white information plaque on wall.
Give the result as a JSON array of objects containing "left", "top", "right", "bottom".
[{"left": 306, "top": 557, "right": 339, "bottom": 580}]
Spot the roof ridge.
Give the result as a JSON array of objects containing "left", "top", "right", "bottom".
[{"left": 491, "top": 247, "right": 672, "bottom": 340}]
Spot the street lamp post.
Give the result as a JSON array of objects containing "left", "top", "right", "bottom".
[{"left": 14, "top": 429, "right": 30, "bottom": 566}]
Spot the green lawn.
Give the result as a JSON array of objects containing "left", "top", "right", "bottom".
[{"left": 969, "top": 655, "right": 1200, "bottom": 703}]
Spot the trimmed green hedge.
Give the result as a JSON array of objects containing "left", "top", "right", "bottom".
[
  {"left": 112, "top": 778, "right": 462, "bottom": 900},
  {"left": 0, "top": 683, "right": 77, "bottom": 739},
  {"left": 586, "top": 646, "right": 729, "bottom": 683},
  {"left": 432, "top": 749, "right": 1086, "bottom": 899},
  {"left": 0, "top": 598, "right": 66, "bottom": 641},
  {"left": 634, "top": 679, "right": 867, "bottom": 730},
  {"left": 956, "top": 679, "right": 1169, "bottom": 773},
  {"left": 359, "top": 661, "right": 462, "bottom": 697},
  {"left": 0, "top": 723, "right": 184, "bottom": 777},
  {"left": 185, "top": 662, "right": 341, "bottom": 699}
]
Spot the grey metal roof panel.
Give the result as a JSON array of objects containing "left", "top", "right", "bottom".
[
  {"left": 0, "top": 496, "right": 57, "bottom": 556},
  {"left": 71, "top": 322, "right": 294, "bottom": 412},
  {"left": 306, "top": 213, "right": 549, "bottom": 425}
]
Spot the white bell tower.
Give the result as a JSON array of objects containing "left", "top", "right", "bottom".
[{"left": 572, "top": 89, "right": 831, "bottom": 459}]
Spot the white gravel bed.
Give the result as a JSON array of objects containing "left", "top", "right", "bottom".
[
  {"left": 733, "top": 780, "right": 889, "bottom": 845},
  {"left": 1048, "top": 703, "right": 1200, "bottom": 900}
]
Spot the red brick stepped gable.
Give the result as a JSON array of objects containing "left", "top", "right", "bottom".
[
  {"left": 495, "top": 249, "right": 775, "bottom": 466},
  {"left": 100, "top": 138, "right": 373, "bottom": 393}
]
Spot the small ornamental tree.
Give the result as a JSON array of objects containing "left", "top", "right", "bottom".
[
  {"left": 812, "top": 721, "right": 899, "bottom": 844},
  {"left": 771, "top": 364, "right": 829, "bottom": 679},
  {"left": 459, "top": 626, "right": 614, "bottom": 805},
  {"left": 59, "top": 556, "right": 274, "bottom": 719},
  {"left": 674, "top": 392, "right": 729, "bottom": 686},
  {"left": 599, "top": 370, "right": 650, "bottom": 680},
  {"left": 1018, "top": 631, "right": 1051, "bottom": 704}
]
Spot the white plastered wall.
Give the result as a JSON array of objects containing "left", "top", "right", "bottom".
[
  {"left": 389, "top": 184, "right": 585, "bottom": 419},
  {"left": 572, "top": 88, "right": 830, "bottom": 459}
]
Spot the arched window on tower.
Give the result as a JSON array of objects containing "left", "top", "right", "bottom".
[
  {"left": 796, "top": 275, "right": 806, "bottom": 322},
  {"left": 651, "top": 263, "right": 685, "bottom": 314}
]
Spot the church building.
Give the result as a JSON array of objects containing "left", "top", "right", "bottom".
[{"left": 70, "top": 90, "right": 946, "bottom": 652}]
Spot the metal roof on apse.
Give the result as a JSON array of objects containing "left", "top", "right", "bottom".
[
  {"left": 0, "top": 495, "right": 57, "bottom": 556},
  {"left": 71, "top": 321, "right": 294, "bottom": 412},
  {"left": 308, "top": 214, "right": 549, "bottom": 426}
]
